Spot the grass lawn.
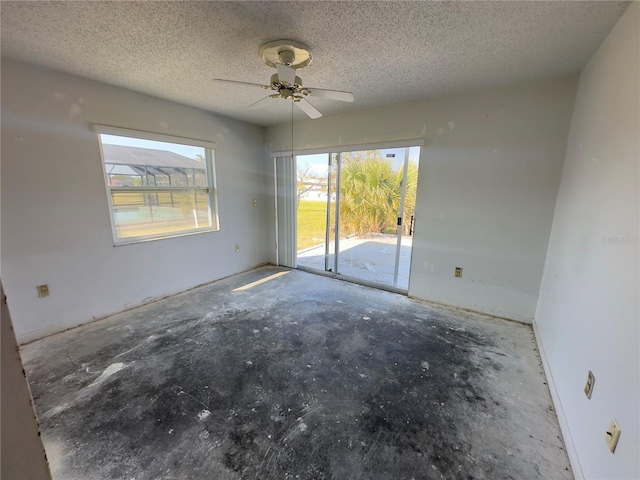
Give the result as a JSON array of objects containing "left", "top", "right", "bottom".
[{"left": 297, "top": 200, "right": 329, "bottom": 251}]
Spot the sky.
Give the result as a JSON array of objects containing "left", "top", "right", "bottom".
[
  {"left": 296, "top": 146, "right": 421, "bottom": 178},
  {"left": 100, "top": 134, "right": 205, "bottom": 160}
]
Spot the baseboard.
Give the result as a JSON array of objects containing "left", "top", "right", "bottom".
[
  {"left": 407, "top": 295, "right": 532, "bottom": 326},
  {"left": 533, "top": 320, "right": 584, "bottom": 480},
  {"left": 18, "top": 262, "right": 270, "bottom": 346}
]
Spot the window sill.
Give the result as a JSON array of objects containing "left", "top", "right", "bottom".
[{"left": 113, "top": 227, "right": 219, "bottom": 246}]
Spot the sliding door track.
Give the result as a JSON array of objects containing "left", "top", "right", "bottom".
[{"left": 297, "top": 265, "right": 408, "bottom": 295}]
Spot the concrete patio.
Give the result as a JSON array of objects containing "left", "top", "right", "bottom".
[{"left": 297, "top": 235, "right": 413, "bottom": 290}]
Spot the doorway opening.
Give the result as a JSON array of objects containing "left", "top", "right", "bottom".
[{"left": 296, "top": 146, "right": 420, "bottom": 292}]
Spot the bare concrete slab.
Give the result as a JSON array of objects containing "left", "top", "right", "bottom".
[{"left": 22, "top": 266, "right": 572, "bottom": 480}]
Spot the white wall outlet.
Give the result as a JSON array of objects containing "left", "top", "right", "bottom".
[
  {"left": 235, "top": 244, "right": 240, "bottom": 253},
  {"left": 253, "top": 199, "right": 257, "bottom": 207},
  {"left": 605, "top": 419, "right": 621, "bottom": 453},
  {"left": 584, "top": 371, "right": 595, "bottom": 398},
  {"left": 37, "top": 284, "right": 50, "bottom": 298}
]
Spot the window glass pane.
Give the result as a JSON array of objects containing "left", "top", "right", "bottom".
[
  {"left": 100, "top": 134, "right": 208, "bottom": 187},
  {"left": 97, "top": 130, "right": 218, "bottom": 242},
  {"left": 111, "top": 189, "right": 213, "bottom": 239}
]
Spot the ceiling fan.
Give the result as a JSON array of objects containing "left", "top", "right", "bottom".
[{"left": 214, "top": 40, "right": 354, "bottom": 119}]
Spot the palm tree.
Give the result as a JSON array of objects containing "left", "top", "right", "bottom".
[{"left": 339, "top": 151, "right": 418, "bottom": 236}]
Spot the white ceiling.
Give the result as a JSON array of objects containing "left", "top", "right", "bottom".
[{"left": 1, "top": 1, "right": 630, "bottom": 127}]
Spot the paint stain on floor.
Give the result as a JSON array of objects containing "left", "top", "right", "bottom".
[{"left": 22, "top": 267, "right": 572, "bottom": 480}]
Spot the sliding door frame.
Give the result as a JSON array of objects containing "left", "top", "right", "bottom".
[
  {"left": 273, "top": 139, "right": 424, "bottom": 294},
  {"left": 393, "top": 147, "right": 412, "bottom": 286},
  {"left": 333, "top": 152, "right": 342, "bottom": 275}
]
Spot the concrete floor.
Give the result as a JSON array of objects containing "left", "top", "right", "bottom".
[{"left": 22, "top": 266, "right": 572, "bottom": 480}]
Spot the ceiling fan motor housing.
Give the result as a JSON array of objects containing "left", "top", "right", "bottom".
[{"left": 270, "top": 73, "right": 303, "bottom": 87}]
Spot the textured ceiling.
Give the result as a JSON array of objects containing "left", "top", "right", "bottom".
[{"left": 1, "top": 1, "right": 630, "bottom": 127}]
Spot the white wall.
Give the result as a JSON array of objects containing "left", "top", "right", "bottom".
[
  {"left": 535, "top": 4, "right": 639, "bottom": 479},
  {"left": 1, "top": 59, "right": 271, "bottom": 344},
  {"left": 267, "top": 77, "right": 577, "bottom": 322}
]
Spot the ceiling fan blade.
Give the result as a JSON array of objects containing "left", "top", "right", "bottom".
[
  {"left": 247, "top": 96, "right": 272, "bottom": 110},
  {"left": 213, "top": 79, "right": 266, "bottom": 89},
  {"left": 276, "top": 63, "right": 296, "bottom": 85},
  {"left": 295, "top": 98, "right": 322, "bottom": 119},
  {"left": 306, "top": 87, "right": 355, "bottom": 103}
]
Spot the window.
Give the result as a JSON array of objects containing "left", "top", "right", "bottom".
[{"left": 96, "top": 126, "right": 219, "bottom": 243}]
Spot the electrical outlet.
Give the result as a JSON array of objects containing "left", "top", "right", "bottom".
[
  {"left": 584, "top": 371, "right": 595, "bottom": 399},
  {"left": 605, "top": 419, "right": 621, "bottom": 453},
  {"left": 455, "top": 267, "right": 463, "bottom": 278},
  {"left": 37, "top": 284, "right": 49, "bottom": 298},
  {"left": 253, "top": 199, "right": 257, "bottom": 207},
  {"left": 235, "top": 244, "right": 240, "bottom": 253}
]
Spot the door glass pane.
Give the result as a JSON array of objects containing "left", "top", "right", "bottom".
[
  {"left": 337, "top": 148, "right": 406, "bottom": 286},
  {"left": 296, "top": 153, "right": 330, "bottom": 270}
]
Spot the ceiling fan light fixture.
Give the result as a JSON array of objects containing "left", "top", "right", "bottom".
[{"left": 278, "top": 49, "right": 296, "bottom": 66}]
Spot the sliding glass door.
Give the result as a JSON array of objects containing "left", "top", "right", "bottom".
[
  {"left": 296, "top": 153, "right": 333, "bottom": 271},
  {"left": 296, "top": 146, "right": 420, "bottom": 291}
]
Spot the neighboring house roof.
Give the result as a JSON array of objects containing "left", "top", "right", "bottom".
[{"left": 102, "top": 144, "right": 205, "bottom": 170}]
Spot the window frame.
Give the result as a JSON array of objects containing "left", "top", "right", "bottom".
[{"left": 94, "top": 125, "right": 219, "bottom": 245}]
